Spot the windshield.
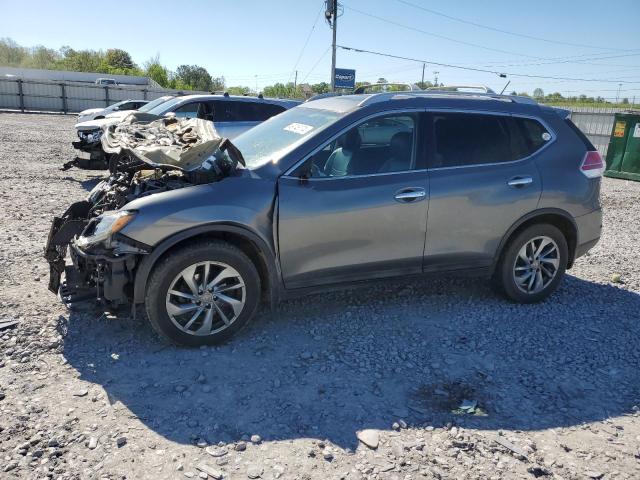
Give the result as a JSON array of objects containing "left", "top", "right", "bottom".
[
  {"left": 232, "top": 106, "right": 345, "bottom": 169},
  {"left": 108, "top": 100, "right": 129, "bottom": 110},
  {"left": 138, "top": 96, "right": 174, "bottom": 113},
  {"left": 147, "top": 96, "right": 185, "bottom": 115}
]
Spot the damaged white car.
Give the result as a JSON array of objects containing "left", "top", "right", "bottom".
[{"left": 76, "top": 99, "right": 150, "bottom": 123}]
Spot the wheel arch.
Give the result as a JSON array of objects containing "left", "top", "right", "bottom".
[
  {"left": 133, "top": 223, "right": 281, "bottom": 306},
  {"left": 494, "top": 208, "right": 578, "bottom": 272}
]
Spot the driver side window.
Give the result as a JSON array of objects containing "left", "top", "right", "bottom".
[{"left": 296, "top": 114, "right": 417, "bottom": 178}]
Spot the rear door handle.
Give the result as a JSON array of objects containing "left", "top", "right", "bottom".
[
  {"left": 507, "top": 176, "right": 533, "bottom": 188},
  {"left": 394, "top": 187, "right": 426, "bottom": 203}
]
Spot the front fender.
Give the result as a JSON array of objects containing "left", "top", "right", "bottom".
[{"left": 132, "top": 223, "right": 281, "bottom": 305}]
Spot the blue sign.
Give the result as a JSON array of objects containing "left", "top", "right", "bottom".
[{"left": 334, "top": 68, "right": 356, "bottom": 89}]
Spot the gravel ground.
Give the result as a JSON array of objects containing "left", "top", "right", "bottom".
[{"left": 0, "top": 112, "right": 639, "bottom": 480}]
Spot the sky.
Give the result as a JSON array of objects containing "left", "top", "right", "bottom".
[{"left": 1, "top": 0, "right": 640, "bottom": 99}]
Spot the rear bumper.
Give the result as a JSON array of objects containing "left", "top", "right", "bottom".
[{"left": 574, "top": 209, "right": 602, "bottom": 260}]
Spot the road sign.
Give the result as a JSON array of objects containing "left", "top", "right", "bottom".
[{"left": 334, "top": 68, "right": 356, "bottom": 89}]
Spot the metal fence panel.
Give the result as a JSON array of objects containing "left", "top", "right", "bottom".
[
  {"left": 555, "top": 105, "right": 630, "bottom": 157},
  {"left": 0, "top": 78, "right": 209, "bottom": 113},
  {"left": 0, "top": 79, "right": 20, "bottom": 109}
]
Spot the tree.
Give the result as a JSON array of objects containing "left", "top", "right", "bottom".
[
  {"left": 59, "top": 46, "right": 104, "bottom": 73},
  {"left": 416, "top": 81, "right": 433, "bottom": 90},
  {"left": 105, "top": 48, "right": 135, "bottom": 70},
  {"left": 376, "top": 77, "right": 388, "bottom": 84},
  {"left": 533, "top": 88, "right": 544, "bottom": 99},
  {"left": 311, "top": 82, "right": 330, "bottom": 94},
  {"left": 210, "top": 76, "right": 225, "bottom": 92},
  {"left": 25, "top": 45, "right": 59, "bottom": 69},
  {"left": 173, "top": 65, "right": 215, "bottom": 91},
  {"left": 227, "top": 86, "right": 250, "bottom": 95},
  {"left": 0, "top": 38, "right": 28, "bottom": 66}
]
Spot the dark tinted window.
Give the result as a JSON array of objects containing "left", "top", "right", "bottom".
[
  {"left": 212, "top": 101, "right": 286, "bottom": 122},
  {"left": 174, "top": 102, "right": 214, "bottom": 120},
  {"left": 431, "top": 113, "right": 550, "bottom": 168},
  {"left": 432, "top": 113, "right": 511, "bottom": 167},
  {"left": 257, "top": 103, "right": 286, "bottom": 120}
]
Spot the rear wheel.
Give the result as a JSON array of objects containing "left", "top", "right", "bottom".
[
  {"left": 497, "top": 224, "right": 568, "bottom": 303},
  {"left": 145, "top": 240, "right": 260, "bottom": 346}
]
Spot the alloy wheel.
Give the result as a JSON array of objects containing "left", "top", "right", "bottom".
[
  {"left": 165, "top": 261, "right": 246, "bottom": 336},
  {"left": 513, "top": 236, "right": 560, "bottom": 294}
]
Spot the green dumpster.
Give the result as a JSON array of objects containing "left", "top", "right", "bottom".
[{"left": 604, "top": 111, "right": 640, "bottom": 182}]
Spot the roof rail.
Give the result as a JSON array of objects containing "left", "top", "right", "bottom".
[
  {"left": 357, "top": 90, "right": 538, "bottom": 107},
  {"left": 426, "top": 85, "right": 496, "bottom": 94},
  {"left": 354, "top": 83, "right": 421, "bottom": 94}
]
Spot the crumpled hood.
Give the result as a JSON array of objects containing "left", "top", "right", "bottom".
[{"left": 101, "top": 116, "right": 226, "bottom": 172}]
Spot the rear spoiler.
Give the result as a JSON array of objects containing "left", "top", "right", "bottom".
[{"left": 552, "top": 107, "right": 571, "bottom": 119}]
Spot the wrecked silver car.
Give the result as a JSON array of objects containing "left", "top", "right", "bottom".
[{"left": 46, "top": 116, "right": 244, "bottom": 304}]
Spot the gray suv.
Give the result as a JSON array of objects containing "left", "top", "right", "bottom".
[{"left": 46, "top": 91, "right": 603, "bottom": 346}]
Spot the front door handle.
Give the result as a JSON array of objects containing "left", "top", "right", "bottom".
[
  {"left": 507, "top": 176, "right": 533, "bottom": 188},
  {"left": 394, "top": 187, "right": 426, "bottom": 203}
]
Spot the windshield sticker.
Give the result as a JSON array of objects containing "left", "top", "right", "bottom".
[{"left": 284, "top": 123, "right": 314, "bottom": 135}]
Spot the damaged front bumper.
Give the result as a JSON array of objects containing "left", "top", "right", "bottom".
[
  {"left": 63, "top": 130, "right": 109, "bottom": 171},
  {"left": 44, "top": 201, "right": 148, "bottom": 306}
]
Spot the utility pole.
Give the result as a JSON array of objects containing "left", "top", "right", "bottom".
[
  {"left": 433, "top": 71, "right": 439, "bottom": 86},
  {"left": 254, "top": 75, "right": 258, "bottom": 95},
  {"left": 294, "top": 70, "right": 298, "bottom": 90},
  {"left": 327, "top": 0, "right": 338, "bottom": 91},
  {"left": 421, "top": 63, "right": 425, "bottom": 88}
]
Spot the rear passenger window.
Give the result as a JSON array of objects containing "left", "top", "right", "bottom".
[
  {"left": 210, "top": 101, "right": 286, "bottom": 122},
  {"left": 431, "top": 113, "right": 550, "bottom": 168}
]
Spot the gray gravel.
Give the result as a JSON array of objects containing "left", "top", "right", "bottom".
[{"left": 0, "top": 112, "right": 639, "bottom": 479}]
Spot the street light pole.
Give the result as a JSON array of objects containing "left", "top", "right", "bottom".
[{"left": 421, "top": 63, "right": 425, "bottom": 88}]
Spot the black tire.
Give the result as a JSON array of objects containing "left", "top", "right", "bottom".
[
  {"left": 145, "top": 240, "right": 261, "bottom": 346},
  {"left": 496, "top": 223, "right": 568, "bottom": 303}
]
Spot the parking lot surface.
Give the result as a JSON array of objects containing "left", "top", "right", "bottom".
[{"left": 0, "top": 112, "right": 639, "bottom": 479}]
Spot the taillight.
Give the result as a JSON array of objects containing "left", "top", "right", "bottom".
[{"left": 580, "top": 151, "right": 604, "bottom": 178}]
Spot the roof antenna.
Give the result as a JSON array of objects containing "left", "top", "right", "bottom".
[{"left": 500, "top": 80, "right": 511, "bottom": 95}]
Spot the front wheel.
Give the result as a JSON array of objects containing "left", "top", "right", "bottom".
[
  {"left": 145, "top": 240, "right": 261, "bottom": 346},
  {"left": 496, "top": 224, "right": 568, "bottom": 303}
]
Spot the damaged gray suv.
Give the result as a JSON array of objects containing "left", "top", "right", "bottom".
[{"left": 45, "top": 91, "right": 603, "bottom": 346}]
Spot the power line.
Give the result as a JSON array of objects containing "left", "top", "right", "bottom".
[
  {"left": 397, "top": 0, "right": 630, "bottom": 52},
  {"left": 343, "top": 5, "right": 546, "bottom": 59},
  {"left": 302, "top": 46, "right": 331, "bottom": 83},
  {"left": 289, "top": 5, "right": 324, "bottom": 82},
  {"left": 474, "top": 51, "right": 640, "bottom": 69},
  {"left": 344, "top": 5, "right": 640, "bottom": 68},
  {"left": 337, "top": 45, "right": 640, "bottom": 84}
]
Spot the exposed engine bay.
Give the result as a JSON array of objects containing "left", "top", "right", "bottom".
[{"left": 46, "top": 117, "right": 244, "bottom": 305}]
